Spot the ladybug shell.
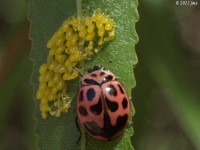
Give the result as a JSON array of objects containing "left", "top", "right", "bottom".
[{"left": 76, "top": 67, "right": 130, "bottom": 141}]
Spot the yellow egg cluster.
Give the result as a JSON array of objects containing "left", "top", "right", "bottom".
[{"left": 36, "top": 9, "right": 115, "bottom": 119}]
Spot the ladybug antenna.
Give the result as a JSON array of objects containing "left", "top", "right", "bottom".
[
  {"left": 83, "top": 60, "right": 113, "bottom": 73},
  {"left": 87, "top": 65, "right": 103, "bottom": 73}
]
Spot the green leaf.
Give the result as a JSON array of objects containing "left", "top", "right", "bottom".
[{"left": 29, "top": 0, "right": 139, "bottom": 150}]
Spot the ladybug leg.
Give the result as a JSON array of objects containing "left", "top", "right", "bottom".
[
  {"left": 75, "top": 68, "right": 83, "bottom": 77},
  {"left": 75, "top": 116, "right": 82, "bottom": 144},
  {"left": 127, "top": 121, "right": 133, "bottom": 128}
]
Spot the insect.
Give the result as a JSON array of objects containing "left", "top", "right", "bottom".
[{"left": 76, "top": 66, "right": 130, "bottom": 141}]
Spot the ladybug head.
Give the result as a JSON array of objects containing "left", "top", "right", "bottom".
[{"left": 87, "top": 65, "right": 105, "bottom": 73}]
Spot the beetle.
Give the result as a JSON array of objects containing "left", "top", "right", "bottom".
[{"left": 76, "top": 66, "right": 130, "bottom": 141}]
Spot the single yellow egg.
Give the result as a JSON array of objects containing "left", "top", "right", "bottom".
[
  {"left": 86, "top": 31, "right": 95, "bottom": 41},
  {"left": 48, "top": 60, "right": 58, "bottom": 71},
  {"left": 49, "top": 47, "right": 56, "bottom": 56},
  {"left": 47, "top": 39, "right": 55, "bottom": 48},
  {"left": 101, "top": 15, "right": 108, "bottom": 24},
  {"left": 39, "top": 82, "right": 47, "bottom": 91},
  {"left": 96, "top": 21, "right": 103, "bottom": 29},
  {"left": 48, "top": 93, "right": 57, "bottom": 101},
  {"left": 56, "top": 44, "right": 66, "bottom": 54},
  {"left": 65, "top": 27, "right": 74, "bottom": 40},
  {"left": 52, "top": 86, "right": 58, "bottom": 94},
  {"left": 57, "top": 79, "right": 65, "bottom": 90},
  {"left": 52, "top": 73, "right": 61, "bottom": 82},
  {"left": 48, "top": 80, "right": 55, "bottom": 87},
  {"left": 36, "top": 89, "right": 43, "bottom": 99},
  {"left": 87, "top": 23, "right": 95, "bottom": 33},
  {"left": 58, "top": 64, "right": 67, "bottom": 73},
  {"left": 55, "top": 54, "right": 66, "bottom": 63},
  {"left": 79, "top": 28, "right": 87, "bottom": 38},
  {"left": 61, "top": 20, "right": 69, "bottom": 32},
  {"left": 44, "top": 71, "right": 52, "bottom": 81},
  {"left": 105, "top": 19, "right": 114, "bottom": 30},
  {"left": 70, "top": 33, "right": 79, "bottom": 45},
  {"left": 56, "top": 36, "right": 65, "bottom": 46},
  {"left": 39, "top": 64, "right": 48, "bottom": 74},
  {"left": 85, "top": 17, "right": 92, "bottom": 26},
  {"left": 39, "top": 74, "right": 46, "bottom": 82},
  {"left": 98, "top": 28, "right": 105, "bottom": 37}
]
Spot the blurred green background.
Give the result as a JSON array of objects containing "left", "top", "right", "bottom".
[{"left": 0, "top": 0, "right": 200, "bottom": 150}]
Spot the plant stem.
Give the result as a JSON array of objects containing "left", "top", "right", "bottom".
[
  {"left": 76, "top": 0, "right": 82, "bottom": 18},
  {"left": 80, "top": 127, "right": 85, "bottom": 150},
  {"left": 77, "top": 2, "right": 85, "bottom": 149},
  {"left": 76, "top": 0, "right": 85, "bottom": 74}
]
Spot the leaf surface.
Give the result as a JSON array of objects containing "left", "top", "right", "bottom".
[{"left": 29, "top": 0, "right": 138, "bottom": 149}]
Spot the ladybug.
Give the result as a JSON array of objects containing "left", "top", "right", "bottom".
[{"left": 76, "top": 66, "right": 130, "bottom": 141}]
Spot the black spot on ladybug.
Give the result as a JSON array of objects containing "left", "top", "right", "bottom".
[
  {"left": 106, "top": 75, "right": 113, "bottom": 81},
  {"left": 122, "top": 98, "right": 128, "bottom": 109},
  {"left": 84, "top": 121, "right": 101, "bottom": 136},
  {"left": 118, "top": 84, "right": 124, "bottom": 94},
  {"left": 84, "top": 113, "right": 128, "bottom": 141},
  {"left": 106, "top": 84, "right": 117, "bottom": 96},
  {"left": 86, "top": 88, "right": 95, "bottom": 101},
  {"left": 100, "top": 71, "right": 105, "bottom": 76},
  {"left": 79, "top": 90, "right": 84, "bottom": 102},
  {"left": 103, "top": 113, "right": 111, "bottom": 127},
  {"left": 84, "top": 79, "right": 99, "bottom": 85},
  {"left": 103, "top": 113, "right": 127, "bottom": 139},
  {"left": 91, "top": 73, "right": 97, "bottom": 77},
  {"left": 102, "top": 113, "right": 115, "bottom": 138},
  {"left": 114, "top": 114, "right": 128, "bottom": 133},
  {"left": 106, "top": 98, "right": 118, "bottom": 112},
  {"left": 90, "top": 98, "right": 102, "bottom": 115},
  {"left": 79, "top": 106, "right": 88, "bottom": 116},
  {"left": 88, "top": 66, "right": 102, "bottom": 73},
  {"left": 102, "top": 75, "right": 114, "bottom": 83}
]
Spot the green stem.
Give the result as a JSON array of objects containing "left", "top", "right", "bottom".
[
  {"left": 80, "top": 127, "right": 85, "bottom": 150},
  {"left": 76, "top": 0, "right": 82, "bottom": 18},
  {"left": 76, "top": 0, "right": 85, "bottom": 72}
]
